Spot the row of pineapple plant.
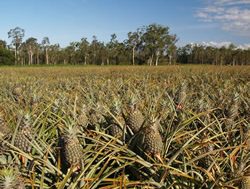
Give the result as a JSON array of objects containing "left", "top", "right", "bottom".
[{"left": 0, "top": 66, "right": 249, "bottom": 188}]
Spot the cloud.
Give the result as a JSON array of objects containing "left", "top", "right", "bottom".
[
  {"left": 196, "top": 0, "right": 250, "bottom": 36},
  {"left": 213, "top": 0, "right": 250, "bottom": 6},
  {"left": 191, "top": 41, "right": 250, "bottom": 49}
]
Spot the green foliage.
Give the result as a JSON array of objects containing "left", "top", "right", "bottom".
[
  {"left": 177, "top": 44, "right": 250, "bottom": 65},
  {"left": 2, "top": 25, "right": 250, "bottom": 66},
  {"left": 0, "top": 48, "right": 14, "bottom": 65}
]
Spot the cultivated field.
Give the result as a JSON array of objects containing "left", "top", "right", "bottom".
[{"left": 0, "top": 65, "right": 250, "bottom": 188}]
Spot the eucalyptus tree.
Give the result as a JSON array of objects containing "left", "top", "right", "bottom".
[
  {"left": 79, "top": 37, "right": 89, "bottom": 65},
  {"left": 64, "top": 42, "right": 79, "bottom": 64},
  {"left": 49, "top": 44, "right": 60, "bottom": 64},
  {"left": 141, "top": 24, "right": 177, "bottom": 66},
  {"left": 8, "top": 27, "right": 25, "bottom": 64},
  {"left": 98, "top": 42, "right": 108, "bottom": 65},
  {"left": 90, "top": 35, "right": 99, "bottom": 64},
  {"left": 19, "top": 42, "right": 27, "bottom": 65},
  {"left": 106, "top": 34, "right": 119, "bottom": 64},
  {"left": 35, "top": 43, "right": 41, "bottom": 65},
  {"left": 126, "top": 29, "right": 142, "bottom": 65},
  {"left": 42, "top": 37, "right": 50, "bottom": 65},
  {"left": 25, "top": 37, "right": 38, "bottom": 65},
  {"left": 176, "top": 44, "right": 192, "bottom": 64}
]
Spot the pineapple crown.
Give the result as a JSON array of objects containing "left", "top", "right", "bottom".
[
  {"left": 60, "top": 122, "right": 79, "bottom": 139},
  {"left": 145, "top": 116, "right": 161, "bottom": 131},
  {"left": 80, "top": 104, "right": 88, "bottom": 114},
  {"left": 159, "top": 100, "right": 168, "bottom": 110},
  {"left": 0, "top": 167, "right": 22, "bottom": 189},
  {"left": 233, "top": 92, "right": 240, "bottom": 102},
  {"left": 110, "top": 99, "right": 122, "bottom": 116},
  {"left": 228, "top": 92, "right": 240, "bottom": 119},
  {"left": 96, "top": 102, "right": 104, "bottom": 111},
  {"left": 178, "top": 81, "right": 187, "bottom": 104},
  {"left": 82, "top": 103, "right": 87, "bottom": 110},
  {"left": 52, "top": 99, "right": 61, "bottom": 112},
  {"left": 22, "top": 113, "right": 32, "bottom": 127},
  {"left": 52, "top": 96, "right": 67, "bottom": 113},
  {"left": 32, "top": 94, "right": 40, "bottom": 104},
  {"left": 128, "top": 95, "right": 138, "bottom": 108},
  {"left": 12, "top": 84, "right": 23, "bottom": 96}
]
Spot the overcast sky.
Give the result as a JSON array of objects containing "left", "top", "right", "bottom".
[{"left": 0, "top": 0, "right": 249, "bottom": 47}]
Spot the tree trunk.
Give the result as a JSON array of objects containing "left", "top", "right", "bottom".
[
  {"left": 232, "top": 58, "right": 236, "bottom": 66},
  {"left": 31, "top": 52, "right": 33, "bottom": 65},
  {"left": 132, "top": 46, "right": 135, "bottom": 65},
  {"left": 221, "top": 57, "right": 224, "bottom": 65},
  {"left": 155, "top": 55, "right": 159, "bottom": 66},
  {"left": 28, "top": 52, "right": 31, "bottom": 65},
  {"left": 15, "top": 46, "right": 17, "bottom": 65},
  {"left": 84, "top": 55, "right": 87, "bottom": 65},
  {"left": 36, "top": 52, "right": 39, "bottom": 65},
  {"left": 106, "top": 58, "right": 109, "bottom": 65},
  {"left": 45, "top": 48, "right": 49, "bottom": 65},
  {"left": 148, "top": 54, "right": 154, "bottom": 66},
  {"left": 169, "top": 55, "right": 172, "bottom": 65}
]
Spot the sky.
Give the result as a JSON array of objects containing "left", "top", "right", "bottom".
[{"left": 0, "top": 0, "right": 250, "bottom": 47}]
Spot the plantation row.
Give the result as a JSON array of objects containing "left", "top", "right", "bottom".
[{"left": 0, "top": 66, "right": 249, "bottom": 188}]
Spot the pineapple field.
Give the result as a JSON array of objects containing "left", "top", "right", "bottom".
[{"left": 0, "top": 65, "right": 250, "bottom": 189}]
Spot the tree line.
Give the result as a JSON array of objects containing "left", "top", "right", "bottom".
[
  {"left": 177, "top": 44, "right": 250, "bottom": 66},
  {"left": 0, "top": 24, "right": 249, "bottom": 66}
]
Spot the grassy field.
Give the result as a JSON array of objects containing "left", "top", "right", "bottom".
[{"left": 0, "top": 65, "right": 250, "bottom": 188}]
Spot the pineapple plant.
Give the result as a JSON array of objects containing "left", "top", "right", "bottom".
[
  {"left": 88, "top": 103, "right": 105, "bottom": 129},
  {"left": 77, "top": 104, "right": 89, "bottom": 128},
  {"left": 106, "top": 99, "right": 125, "bottom": 140},
  {"left": 132, "top": 117, "right": 163, "bottom": 163},
  {"left": 125, "top": 96, "right": 144, "bottom": 134},
  {"left": 58, "top": 124, "right": 84, "bottom": 171},
  {"left": 0, "top": 108, "right": 11, "bottom": 140},
  {"left": 175, "top": 81, "right": 187, "bottom": 110},
  {"left": 14, "top": 113, "right": 34, "bottom": 165},
  {"left": 12, "top": 85, "right": 25, "bottom": 105},
  {"left": 0, "top": 108, "right": 12, "bottom": 155},
  {"left": 0, "top": 167, "right": 26, "bottom": 189},
  {"left": 107, "top": 123, "right": 123, "bottom": 139},
  {"left": 227, "top": 92, "right": 240, "bottom": 125},
  {"left": 0, "top": 66, "right": 249, "bottom": 188}
]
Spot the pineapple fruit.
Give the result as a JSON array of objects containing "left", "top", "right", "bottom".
[
  {"left": 12, "top": 85, "right": 25, "bottom": 105},
  {"left": 59, "top": 124, "right": 84, "bottom": 171},
  {"left": 0, "top": 108, "right": 11, "bottom": 154},
  {"left": 107, "top": 123, "right": 123, "bottom": 139},
  {"left": 176, "top": 81, "right": 187, "bottom": 110},
  {"left": 133, "top": 118, "right": 163, "bottom": 163},
  {"left": 14, "top": 113, "right": 34, "bottom": 154},
  {"left": 107, "top": 100, "right": 125, "bottom": 140},
  {"left": 125, "top": 97, "right": 144, "bottom": 134},
  {"left": 0, "top": 108, "right": 11, "bottom": 140},
  {"left": 77, "top": 104, "right": 89, "bottom": 128}
]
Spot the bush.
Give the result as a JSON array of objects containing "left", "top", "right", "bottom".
[{"left": 0, "top": 48, "right": 15, "bottom": 65}]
